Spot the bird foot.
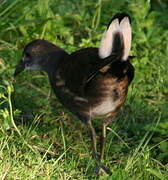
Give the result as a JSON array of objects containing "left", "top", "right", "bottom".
[{"left": 95, "top": 164, "right": 112, "bottom": 176}]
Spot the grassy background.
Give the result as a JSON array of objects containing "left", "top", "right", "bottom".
[{"left": 0, "top": 0, "right": 168, "bottom": 179}]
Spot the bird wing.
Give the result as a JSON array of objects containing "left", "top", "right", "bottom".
[
  {"left": 58, "top": 13, "right": 133, "bottom": 97},
  {"left": 59, "top": 47, "right": 118, "bottom": 97}
]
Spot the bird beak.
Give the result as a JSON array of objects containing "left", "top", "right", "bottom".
[{"left": 14, "top": 60, "right": 25, "bottom": 77}]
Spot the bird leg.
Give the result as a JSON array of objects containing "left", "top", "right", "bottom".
[
  {"left": 100, "top": 123, "right": 107, "bottom": 160},
  {"left": 87, "top": 121, "right": 112, "bottom": 176},
  {"left": 87, "top": 121, "right": 99, "bottom": 161},
  {"left": 95, "top": 122, "right": 112, "bottom": 176}
]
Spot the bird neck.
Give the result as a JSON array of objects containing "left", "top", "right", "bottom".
[{"left": 45, "top": 50, "right": 68, "bottom": 82}]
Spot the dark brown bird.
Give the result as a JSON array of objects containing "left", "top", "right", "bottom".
[{"left": 14, "top": 13, "right": 134, "bottom": 176}]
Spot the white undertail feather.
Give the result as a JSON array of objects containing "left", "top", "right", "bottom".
[
  {"left": 99, "top": 19, "right": 120, "bottom": 59},
  {"left": 98, "top": 16, "right": 132, "bottom": 61},
  {"left": 120, "top": 17, "right": 132, "bottom": 60}
]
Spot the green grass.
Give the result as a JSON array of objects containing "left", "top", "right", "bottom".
[{"left": 0, "top": 0, "right": 168, "bottom": 179}]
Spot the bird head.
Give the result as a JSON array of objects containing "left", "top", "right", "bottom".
[{"left": 14, "top": 39, "right": 67, "bottom": 76}]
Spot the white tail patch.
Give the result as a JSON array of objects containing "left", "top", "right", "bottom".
[
  {"left": 98, "top": 16, "right": 132, "bottom": 61},
  {"left": 99, "top": 19, "right": 120, "bottom": 59},
  {"left": 120, "top": 17, "right": 132, "bottom": 60}
]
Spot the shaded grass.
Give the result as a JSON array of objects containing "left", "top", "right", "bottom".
[{"left": 0, "top": 0, "right": 168, "bottom": 179}]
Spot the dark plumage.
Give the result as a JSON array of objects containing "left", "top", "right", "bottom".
[{"left": 14, "top": 13, "right": 134, "bottom": 176}]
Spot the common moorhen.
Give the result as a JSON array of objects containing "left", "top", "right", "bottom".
[{"left": 14, "top": 13, "right": 134, "bottom": 176}]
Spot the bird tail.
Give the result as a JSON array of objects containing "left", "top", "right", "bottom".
[{"left": 98, "top": 13, "right": 132, "bottom": 61}]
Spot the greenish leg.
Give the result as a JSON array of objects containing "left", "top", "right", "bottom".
[
  {"left": 100, "top": 123, "right": 107, "bottom": 161},
  {"left": 87, "top": 121, "right": 112, "bottom": 176}
]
